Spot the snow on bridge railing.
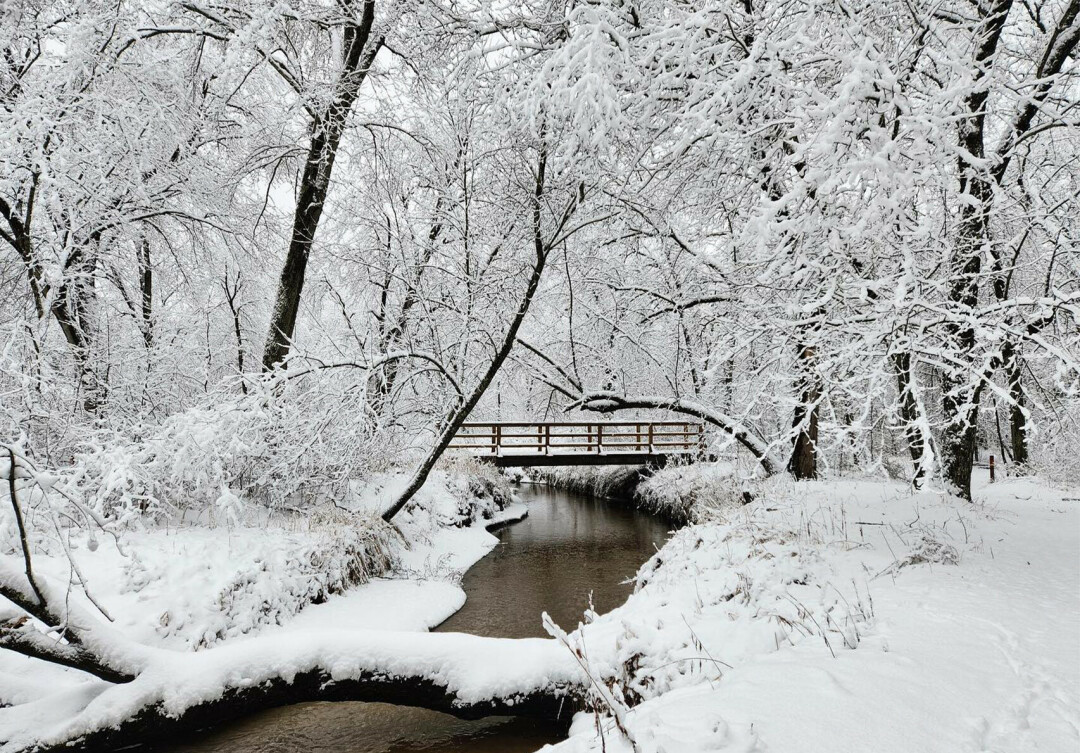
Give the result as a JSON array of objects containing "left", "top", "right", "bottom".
[{"left": 447, "top": 420, "right": 706, "bottom": 459}]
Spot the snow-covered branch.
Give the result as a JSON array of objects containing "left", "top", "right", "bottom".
[{"left": 573, "top": 391, "right": 783, "bottom": 476}]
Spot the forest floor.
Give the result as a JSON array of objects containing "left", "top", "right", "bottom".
[{"left": 548, "top": 470, "right": 1080, "bottom": 753}]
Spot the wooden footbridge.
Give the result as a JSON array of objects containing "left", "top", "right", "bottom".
[{"left": 448, "top": 421, "right": 706, "bottom": 467}]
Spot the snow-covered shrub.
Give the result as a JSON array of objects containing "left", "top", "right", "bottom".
[
  {"left": 435, "top": 455, "right": 515, "bottom": 524},
  {"left": 635, "top": 461, "right": 747, "bottom": 523},
  {"left": 388, "top": 457, "right": 514, "bottom": 531},
  {"left": 554, "top": 496, "right": 880, "bottom": 723},
  {"left": 535, "top": 465, "right": 645, "bottom": 500},
  {"left": 1028, "top": 398, "right": 1080, "bottom": 486},
  {"left": 183, "top": 512, "right": 399, "bottom": 647},
  {"left": 72, "top": 374, "right": 388, "bottom": 521}
]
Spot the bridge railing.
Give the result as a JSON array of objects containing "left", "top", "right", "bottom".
[{"left": 447, "top": 421, "right": 705, "bottom": 457}]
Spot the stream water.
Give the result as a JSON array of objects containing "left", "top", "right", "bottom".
[{"left": 166, "top": 484, "right": 670, "bottom": 753}]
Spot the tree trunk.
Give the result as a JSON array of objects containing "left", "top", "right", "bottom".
[
  {"left": 52, "top": 246, "right": 102, "bottom": 415},
  {"left": 136, "top": 235, "right": 153, "bottom": 351},
  {"left": 1, "top": 199, "right": 103, "bottom": 413},
  {"left": 893, "top": 352, "right": 930, "bottom": 488},
  {"left": 788, "top": 343, "right": 818, "bottom": 480},
  {"left": 222, "top": 269, "right": 248, "bottom": 394},
  {"left": 941, "top": 0, "right": 1014, "bottom": 501},
  {"left": 262, "top": 1, "right": 382, "bottom": 370},
  {"left": 1004, "top": 343, "right": 1028, "bottom": 467}
]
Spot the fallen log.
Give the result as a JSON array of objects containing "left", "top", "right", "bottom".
[
  {"left": 29, "top": 667, "right": 579, "bottom": 753},
  {"left": 5, "top": 629, "right": 585, "bottom": 753}
]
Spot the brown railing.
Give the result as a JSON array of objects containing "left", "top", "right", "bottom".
[{"left": 448, "top": 421, "right": 705, "bottom": 458}]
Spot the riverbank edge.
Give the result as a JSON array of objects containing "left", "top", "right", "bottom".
[
  {"left": 538, "top": 472, "right": 1080, "bottom": 753},
  {"left": 525, "top": 462, "right": 723, "bottom": 526}
]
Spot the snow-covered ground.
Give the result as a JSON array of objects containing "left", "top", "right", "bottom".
[
  {"left": 548, "top": 471, "right": 1080, "bottom": 753},
  {"left": 3, "top": 467, "right": 1077, "bottom": 753},
  {"left": 0, "top": 468, "right": 525, "bottom": 708}
]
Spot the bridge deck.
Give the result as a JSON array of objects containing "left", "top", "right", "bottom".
[{"left": 448, "top": 420, "right": 705, "bottom": 467}]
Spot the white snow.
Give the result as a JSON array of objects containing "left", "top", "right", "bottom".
[
  {"left": 0, "top": 626, "right": 583, "bottom": 752},
  {"left": 2, "top": 471, "right": 1077, "bottom": 753},
  {"left": 544, "top": 472, "right": 1080, "bottom": 753},
  {"left": 0, "top": 468, "right": 529, "bottom": 749},
  {"left": 277, "top": 501, "right": 528, "bottom": 634}
]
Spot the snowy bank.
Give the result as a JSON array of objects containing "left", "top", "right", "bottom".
[
  {"left": 544, "top": 473, "right": 1080, "bottom": 753},
  {"left": 2, "top": 462, "right": 513, "bottom": 653},
  {"left": 0, "top": 457, "right": 534, "bottom": 750},
  {"left": 536, "top": 460, "right": 748, "bottom": 523}
]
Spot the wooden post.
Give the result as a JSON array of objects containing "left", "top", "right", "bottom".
[
  {"left": 544, "top": 424, "right": 550, "bottom": 455},
  {"left": 597, "top": 424, "right": 604, "bottom": 454},
  {"left": 989, "top": 454, "right": 995, "bottom": 482},
  {"left": 493, "top": 425, "right": 501, "bottom": 456},
  {"left": 648, "top": 423, "right": 654, "bottom": 453}
]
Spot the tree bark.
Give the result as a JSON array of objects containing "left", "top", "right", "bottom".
[
  {"left": 893, "top": 352, "right": 931, "bottom": 487},
  {"left": 0, "top": 563, "right": 138, "bottom": 685},
  {"left": 1003, "top": 341, "right": 1028, "bottom": 467},
  {"left": 941, "top": 0, "right": 1014, "bottom": 501},
  {"left": 262, "top": 1, "right": 382, "bottom": 370},
  {"left": 136, "top": 235, "right": 153, "bottom": 351},
  {"left": 788, "top": 342, "right": 819, "bottom": 480},
  {"left": 52, "top": 245, "right": 102, "bottom": 415}
]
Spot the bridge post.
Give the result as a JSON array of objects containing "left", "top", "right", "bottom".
[
  {"left": 543, "top": 424, "right": 550, "bottom": 455},
  {"left": 493, "top": 424, "right": 501, "bottom": 456},
  {"left": 648, "top": 423, "right": 654, "bottom": 452},
  {"left": 597, "top": 423, "right": 604, "bottom": 454}
]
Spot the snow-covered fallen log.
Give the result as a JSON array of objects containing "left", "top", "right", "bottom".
[{"left": 0, "top": 629, "right": 584, "bottom": 752}]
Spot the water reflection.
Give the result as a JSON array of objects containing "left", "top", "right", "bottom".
[{"left": 164, "top": 484, "right": 669, "bottom": 753}]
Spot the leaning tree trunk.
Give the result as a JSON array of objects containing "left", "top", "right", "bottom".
[
  {"left": 30, "top": 667, "right": 576, "bottom": 753},
  {"left": 382, "top": 141, "right": 565, "bottom": 522},
  {"left": 262, "top": 1, "right": 382, "bottom": 370},
  {"left": 575, "top": 392, "right": 783, "bottom": 476}
]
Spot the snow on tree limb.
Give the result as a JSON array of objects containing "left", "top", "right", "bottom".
[{"left": 574, "top": 391, "right": 783, "bottom": 476}]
